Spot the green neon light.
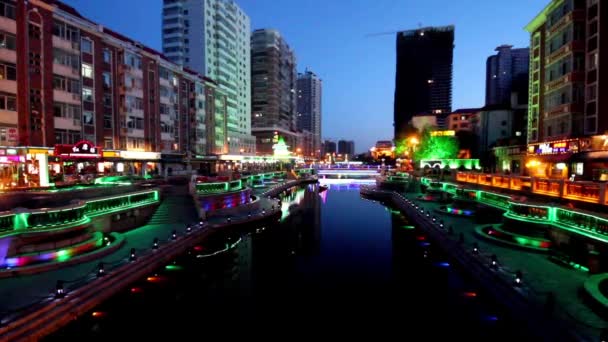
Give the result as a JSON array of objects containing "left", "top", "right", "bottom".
[
  {"left": 401, "top": 225, "right": 415, "bottom": 230},
  {"left": 14, "top": 213, "right": 29, "bottom": 230},
  {"left": 414, "top": 128, "right": 459, "bottom": 160},
  {"left": 165, "top": 264, "right": 183, "bottom": 271},
  {"left": 56, "top": 249, "right": 70, "bottom": 262}
]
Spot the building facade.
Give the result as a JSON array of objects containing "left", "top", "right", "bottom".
[
  {"left": 161, "top": 0, "right": 255, "bottom": 154},
  {"left": 394, "top": 25, "right": 454, "bottom": 141},
  {"left": 337, "top": 140, "right": 355, "bottom": 157},
  {"left": 524, "top": 0, "right": 608, "bottom": 180},
  {"left": 485, "top": 45, "right": 530, "bottom": 106},
  {"left": 296, "top": 69, "right": 322, "bottom": 157},
  {"left": 322, "top": 140, "right": 336, "bottom": 155},
  {"left": 250, "top": 29, "right": 297, "bottom": 155},
  {"left": 0, "top": 0, "right": 232, "bottom": 187}
]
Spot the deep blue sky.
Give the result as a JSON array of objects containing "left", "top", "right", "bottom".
[{"left": 64, "top": 0, "right": 547, "bottom": 153}]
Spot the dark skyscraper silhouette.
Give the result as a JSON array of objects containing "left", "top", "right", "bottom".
[{"left": 393, "top": 26, "right": 454, "bottom": 140}]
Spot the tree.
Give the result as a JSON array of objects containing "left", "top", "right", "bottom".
[{"left": 414, "top": 126, "right": 459, "bottom": 161}]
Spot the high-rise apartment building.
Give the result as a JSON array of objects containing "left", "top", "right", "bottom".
[
  {"left": 0, "top": 0, "right": 230, "bottom": 186},
  {"left": 337, "top": 140, "right": 355, "bottom": 156},
  {"left": 394, "top": 26, "right": 454, "bottom": 141},
  {"left": 162, "top": 0, "right": 255, "bottom": 154},
  {"left": 485, "top": 45, "right": 530, "bottom": 106},
  {"left": 296, "top": 69, "right": 322, "bottom": 156},
  {"left": 250, "top": 29, "right": 297, "bottom": 155},
  {"left": 524, "top": 0, "right": 608, "bottom": 180}
]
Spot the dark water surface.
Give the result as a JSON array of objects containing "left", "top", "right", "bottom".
[{"left": 48, "top": 182, "right": 530, "bottom": 340}]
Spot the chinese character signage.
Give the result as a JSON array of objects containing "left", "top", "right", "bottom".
[
  {"left": 527, "top": 140, "right": 579, "bottom": 155},
  {"left": 54, "top": 140, "right": 102, "bottom": 158}
]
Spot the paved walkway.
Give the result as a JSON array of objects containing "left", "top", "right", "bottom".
[{"left": 406, "top": 190, "right": 607, "bottom": 341}]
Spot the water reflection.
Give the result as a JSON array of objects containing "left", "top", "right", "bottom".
[{"left": 48, "top": 182, "right": 528, "bottom": 340}]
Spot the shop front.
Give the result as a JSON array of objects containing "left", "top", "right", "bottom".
[{"left": 525, "top": 139, "right": 580, "bottom": 179}]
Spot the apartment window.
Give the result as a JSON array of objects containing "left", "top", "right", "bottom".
[
  {"left": 0, "top": 1, "right": 16, "bottom": 20},
  {"left": 82, "top": 87, "right": 93, "bottom": 102},
  {"left": 53, "top": 48, "right": 79, "bottom": 68},
  {"left": 81, "top": 38, "right": 92, "bottom": 54},
  {"left": 103, "top": 49, "right": 111, "bottom": 63},
  {"left": 588, "top": 85, "right": 597, "bottom": 101},
  {"left": 0, "top": 93, "right": 16, "bottom": 111},
  {"left": 127, "top": 116, "right": 144, "bottom": 129},
  {"left": 55, "top": 129, "right": 81, "bottom": 145},
  {"left": 53, "top": 75, "right": 80, "bottom": 94},
  {"left": 53, "top": 20, "right": 79, "bottom": 42},
  {"left": 0, "top": 62, "right": 16, "bottom": 80},
  {"left": 103, "top": 93, "right": 112, "bottom": 107},
  {"left": 81, "top": 63, "right": 93, "bottom": 78},
  {"left": 103, "top": 112, "right": 112, "bottom": 129},
  {"left": 588, "top": 52, "right": 599, "bottom": 70},
  {"left": 53, "top": 103, "right": 80, "bottom": 119},
  {"left": 83, "top": 111, "right": 94, "bottom": 126},
  {"left": 0, "top": 32, "right": 15, "bottom": 50},
  {"left": 102, "top": 72, "right": 111, "bottom": 88}
]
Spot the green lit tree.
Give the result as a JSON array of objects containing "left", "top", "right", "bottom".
[{"left": 414, "top": 126, "right": 459, "bottom": 161}]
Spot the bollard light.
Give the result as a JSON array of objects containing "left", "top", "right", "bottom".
[
  {"left": 227, "top": 217, "right": 231, "bottom": 223},
  {"left": 130, "top": 248, "right": 136, "bottom": 262},
  {"left": 186, "top": 225, "right": 192, "bottom": 233},
  {"left": 97, "top": 262, "right": 105, "bottom": 277},
  {"left": 472, "top": 242, "right": 479, "bottom": 255},
  {"left": 515, "top": 270, "right": 523, "bottom": 286},
  {"left": 153, "top": 238, "right": 159, "bottom": 250},
  {"left": 171, "top": 230, "right": 177, "bottom": 240},
  {"left": 490, "top": 255, "right": 498, "bottom": 269},
  {"left": 56, "top": 280, "right": 65, "bottom": 298},
  {"left": 248, "top": 212, "right": 251, "bottom": 218}
]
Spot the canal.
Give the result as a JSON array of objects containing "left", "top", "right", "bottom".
[{"left": 47, "top": 181, "right": 530, "bottom": 340}]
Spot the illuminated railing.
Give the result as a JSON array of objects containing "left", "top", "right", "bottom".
[
  {"left": 387, "top": 176, "right": 409, "bottom": 182},
  {"left": 563, "top": 182, "right": 601, "bottom": 203},
  {"left": 0, "top": 189, "right": 160, "bottom": 235},
  {"left": 555, "top": 208, "right": 608, "bottom": 237},
  {"left": 507, "top": 202, "right": 551, "bottom": 221},
  {"left": 478, "top": 191, "right": 511, "bottom": 209},
  {"left": 85, "top": 190, "right": 160, "bottom": 217},
  {"left": 26, "top": 204, "right": 88, "bottom": 229},
  {"left": 533, "top": 179, "right": 562, "bottom": 197},
  {"left": 196, "top": 180, "right": 243, "bottom": 195},
  {"left": 455, "top": 172, "right": 606, "bottom": 205}
]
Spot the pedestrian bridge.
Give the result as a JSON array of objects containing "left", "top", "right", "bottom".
[{"left": 316, "top": 169, "right": 380, "bottom": 177}]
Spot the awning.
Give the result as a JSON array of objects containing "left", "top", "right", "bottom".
[
  {"left": 570, "top": 151, "right": 608, "bottom": 163},
  {"left": 530, "top": 153, "right": 571, "bottom": 163}
]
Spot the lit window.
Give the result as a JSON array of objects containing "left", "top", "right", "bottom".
[{"left": 81, "top": 63, "right": 93, "bottom": 78}]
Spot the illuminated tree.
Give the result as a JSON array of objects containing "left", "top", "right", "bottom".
[{"left": 414, "top": 127, "right": 459, "bottom": 161}]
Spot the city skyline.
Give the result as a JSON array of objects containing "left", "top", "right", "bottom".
[{"left": 64, "top": 0, "right": 547, "bottom": 153}]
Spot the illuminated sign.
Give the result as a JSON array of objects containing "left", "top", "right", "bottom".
[
  {"left": 102, "top": 151, "right": 121, "bottom": 158},
  {"left": 120, "top": 151, "right": 161, "bottom": 160},
  {"left": 54, "top": 140, "right": 102, "bottom": 158},
  {"left": 430, "top": 130, "right": 456, "bottom": 137},
  {"left": 528, "top": 140, "right": 578, "bottom": 155}
]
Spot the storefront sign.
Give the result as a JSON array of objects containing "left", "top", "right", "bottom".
[
  {"left": 430, "top": 130, "right": 456, "bottom": 137},
  {"left": 54, "top": 140, "right": 102, "bottom": 158},
  {"left": 528, "top": 140, "right": 578, "bottom": 155},
  {"left": 7, "top": 128, "right": 17, "bottom": 142},
  {"left": 120, "top": 151, "right": 161, "bottom": 160},
  {"left": 0, "top": 155, "right": 24, "bottom": 163}
]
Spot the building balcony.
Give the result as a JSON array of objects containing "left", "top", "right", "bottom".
[
  {"left": 54, "top": 117, "right": 82, "bottom": 131},
  {"left": 52, "top": 36, "right": 79, "bottom": 54},
  {"left": 52, "top": 63, "right": 79, "bottom": 79},
  {"left": 0, "top": 79, "right": 16, "bottom": 95},
  {"left": 544, "top": 102, "right": 584, "bottom": 117},
  {"left": 53, "top": 90, "right": 81, "bottom": 105},
  {"left": 0, "top": 110, "right": 17, "bottom": 126},
  {"left": 0, "top": 17, "right": 15, "bottom": 35},
  {"left": 126, "top": 128, "right": 144, "bottom": 138},
  {"left": 545, "top": 71, "right": 585, "bottom": 93},
  {"left": 547, "top": 9, "right": 585, "bottom": 37},
  {"left": 126, "top": 86, "right": 144, "bottom": 99},
  {"left": 545, "top": 40, "right": 585, "bottom": 65},
  {"left": 0, "top": 49, "right": 16, "bottom": 64}
]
